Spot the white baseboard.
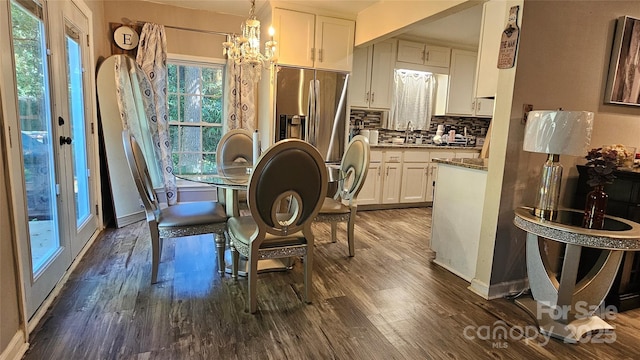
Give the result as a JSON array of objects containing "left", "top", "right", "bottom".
[
  {"left": 116, "top": 210, "right": 145, "bottom": 228},
  {"left": 470, "top": 277, "right": 529, "bottom": 300},
  {"left": 469, "top": 278, "right": 491, "bottom": 299},
  {"left": 0, "top": 329, "right": 28, "bottom": 360},
  {"left": 432, "top": 259, "right": 473, "bottom": 282}
]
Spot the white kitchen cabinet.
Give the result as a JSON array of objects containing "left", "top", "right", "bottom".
[
  {"left": 358, "top": 150, "right": 382, "bottom": 205},
  {"left": 438, "top": 49, "right": 494, "bottom": 118},
  {"left": 350, "top": 40, "right": 396, "bottom": 109},
  {"left": 446, "top": 49, "right": 477, "bottom": 116},
  {"left": 474, "top": 0, "right": 508, "bottom": 98},
  {"left": 272, "top": 8, "right": 354, "bottom": 72},
  {"left": 474, "top": 98, "right": 494, "bottom": 117},
  {"left": 455, "top": 150, "right": 480, "bottom": 159},
  {"left": 400, "top": 162, "right": 430, "bottom": 203},
  {"left": 381, "top": 151, "right": 402, "bottom": 204},
  {"left": 400, "top": 150, "right": 430, "bottom": 203},
  {"left": 397, "top": 40, "right": 450, "bottom": 68},
  {"left": 381, "top": 162, "right": 402, "bottom": 204},
  {"left": 431, "top": 162, "right": 487, "bottom": 282},
  {"left": 360, "top": 148, "right": 479, "bottom": 206}
]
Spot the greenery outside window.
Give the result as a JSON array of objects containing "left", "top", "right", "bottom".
[{"left": 167, "top": 58, "right": 225, "bottom": 175}]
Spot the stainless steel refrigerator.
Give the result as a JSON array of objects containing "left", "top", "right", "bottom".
[{"left": 274, "top": 66, "right": 349, "bottom": 164}]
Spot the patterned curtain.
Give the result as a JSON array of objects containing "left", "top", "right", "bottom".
[
  {"left": 135, "top": 23, "right": 177, "bottom": 205},
  {"left": 114, "top": 56, "right": 163, "bottom": 186},
  {"left": 226, "top": 59, "right": 256, "bottom": 131}
]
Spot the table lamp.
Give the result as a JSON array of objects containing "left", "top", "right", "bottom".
[{"left": 523, "top": 110, "right": 594, "bottom": 220}]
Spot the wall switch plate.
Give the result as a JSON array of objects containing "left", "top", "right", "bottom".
[{"left": 522, "top": 104, "right": 533, "bottom": 123}]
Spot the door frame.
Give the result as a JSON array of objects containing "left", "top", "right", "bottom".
[{"left": 0, "top": 0, "right": 103, "bottom": 335}]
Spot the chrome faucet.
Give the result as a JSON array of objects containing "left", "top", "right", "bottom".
[{"left": 405, "top": 121, "right": 414, "bottom": 143}]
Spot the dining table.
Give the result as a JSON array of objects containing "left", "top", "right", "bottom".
[{"left": 177, "top": 161, "right": 345, "bottom": 276}]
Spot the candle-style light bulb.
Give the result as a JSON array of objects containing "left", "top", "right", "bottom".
[{"left": 268, "top": 26, "right": 275, "bottom": 39}]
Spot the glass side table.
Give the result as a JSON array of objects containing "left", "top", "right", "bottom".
[{"left": 513, "top": 206, "right": 640, "bottom": 343}]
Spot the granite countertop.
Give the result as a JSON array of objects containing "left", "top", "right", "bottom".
[
  {"left": 432, "top": 157, "right": 488, "bottom": 171},
  {"left": 372, "top": 143, "right": 483, "bottom": 151}
]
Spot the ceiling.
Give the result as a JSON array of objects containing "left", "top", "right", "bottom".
[{"left": 146, "top": 0, "right": 482, "bottom": 47}]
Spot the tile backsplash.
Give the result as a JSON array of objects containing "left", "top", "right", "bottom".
[{"left": 349, "top": 108, "right": 491, "bottom": 144}]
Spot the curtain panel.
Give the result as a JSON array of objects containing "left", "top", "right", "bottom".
[
  {"left": 136, "top": 23, "right": 177, "bottom": 205},
  {"left": 389, "top": 70, "right": 435, "bottom": 131},
  {"left": 226, "top": 59, "right": 257, "bottom": 131}
]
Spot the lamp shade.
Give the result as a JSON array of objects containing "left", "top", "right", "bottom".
[{"left": 523, "top": 110, "right": 594, "bottom": 156}]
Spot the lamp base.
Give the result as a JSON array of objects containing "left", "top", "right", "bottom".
[
  {"left": 533, "top": 154, "right": 562, "bottom": 221},
  {"left": 533, "top": 208, "right": 558, "bottom": 221}
]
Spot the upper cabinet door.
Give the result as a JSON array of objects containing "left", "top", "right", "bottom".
[
  {"left": 273, "top": 8, "right": 315, "bottom": 68},
  {"left": 475, "top": 0, "right": 508, "bottom": 98},
  {"left": 397, "top": 40, "right": 425, "bottom": 64},
  {"left": 424, "top": 45, "right": 451, "bottom": 68},
  {"left": 446, "top": 49, "right": 477, "bottom": 116},
  {"left": 369, "top": 40, "right": 396, "bottom": 108},
  {"left": 315, "top": 16, "right": 355, "bottom": 71},
  {"left": 349, "top": 46, "right": 372, "bottom": 107}
]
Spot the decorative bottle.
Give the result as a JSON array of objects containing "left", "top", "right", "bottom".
[{"left": 582, "top": 185, "right": 608, "bottom": 229}]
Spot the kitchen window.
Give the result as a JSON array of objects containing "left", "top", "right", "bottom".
[
  {"left": 167, "top": 57, "right": 225, "bottom": 175},
  {"left": 389, "top": 69, "right": 436, "bottom": 131}
]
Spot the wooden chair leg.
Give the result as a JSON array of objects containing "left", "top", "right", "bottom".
[
  {"left": 231, "top": 247, "right": 239, "bottom": 280},
  {"left": 248, "top": 254, "right": 259, "bottom": 313},
  {"left": 214, "top": 233, "right": 226, "bottom": 276},
  {"left": 304, "top": 248, "right": 313, "bottom": 304},
  {"left": 347, "top": 216, "right": 355, "bottom": 257},
  {"left": 149, "top": 226, "right": 161, "bottom": 284},
  {"left": 330, "top": 222, "right": 338, "bottom": 243}
]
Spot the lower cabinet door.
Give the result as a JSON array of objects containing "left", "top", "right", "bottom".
[
  {"left": 400, "top": 162, "right": 430, "bottom": 203},
  {"left": 381, "top": 163, "right": 402, "bottom": 204},
  {"left": 358, "top": 162, "right": 382, "bottom": 205}
]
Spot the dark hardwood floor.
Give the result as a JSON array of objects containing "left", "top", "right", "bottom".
[{"left": 23, "top": 208, "right": 640, "bottom": 359}]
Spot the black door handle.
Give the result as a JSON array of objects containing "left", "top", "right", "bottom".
[{"left": 59, "top": 136, "right": 72, "bottom": 145}]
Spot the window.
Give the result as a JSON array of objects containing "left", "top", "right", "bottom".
[{"left": 167, "top": 59, "right": 225, "bottom": 175}]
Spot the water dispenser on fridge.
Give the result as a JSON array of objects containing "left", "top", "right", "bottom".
[{"left": 277, "top": 114, "right": 307, "bottom": 141}]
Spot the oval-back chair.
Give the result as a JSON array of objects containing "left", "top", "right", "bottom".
[
  {"left": 225, "top": 139, "right": 327, "bottom": 313},
  {"left": 122, "top": 130, "right": 228, "bottom": 282},
  {"left": 315, "top": 135, "right": 370, "bottom": 256}
]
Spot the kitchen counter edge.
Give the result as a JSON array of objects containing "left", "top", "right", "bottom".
[
  {"left": 432, "top": 158, "right": 488, "bottom": 171},
  {"left": 371, "top": 144, "right": 483, "bottom": 151}
]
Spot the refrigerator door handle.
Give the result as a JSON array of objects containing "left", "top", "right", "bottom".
[
  {"left": 314, "top": 79, "right": 320, "bottom": 146},
  {"left": 308, "top": 80, "right": 315, "bottom": 143}
]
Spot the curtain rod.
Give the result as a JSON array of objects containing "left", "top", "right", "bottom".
[{"left": 128, "top": 19, "right": 231, "bottom": 38}]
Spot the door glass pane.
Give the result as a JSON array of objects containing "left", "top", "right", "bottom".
[
  {"left": 11, "top": 0, "right": 61, "bottom": 273},
  {"left": 65, "top": 24, "right": 90, "bottom": 227}
]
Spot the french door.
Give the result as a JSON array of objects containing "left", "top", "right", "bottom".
[{"left": 1, "top": 0, "right": 98, "bottom": 319}]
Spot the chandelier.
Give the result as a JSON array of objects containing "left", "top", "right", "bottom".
[{"left": 222, "top": 0, "right": 277, "bottom": 79}]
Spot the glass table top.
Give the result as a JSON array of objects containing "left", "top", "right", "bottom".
[{"left": 176, "top": 162, "right": 345, "bottom": 190}]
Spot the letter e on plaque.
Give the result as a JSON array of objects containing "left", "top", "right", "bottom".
[
  {"left": 114, "top": 26, "right": 139, "bottom": 50},
  {"left": 497, "top": 6, "right": 520, "bottom": 69}
]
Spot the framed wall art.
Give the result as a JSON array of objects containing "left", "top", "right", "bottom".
[{"left": 604, "top": 16, "right": 640, "bottom": 106}]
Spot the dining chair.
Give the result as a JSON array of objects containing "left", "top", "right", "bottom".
[
  {"left": 315, "top": 135, "right": 370, "bottom": 257},
  {"left": 216, "top": 129, "right": 253, "bottom": 168},
  {"left": 216, "top": 129, "right": 253, "bottom": 213},
  {"left": 225, "top": 139, "right": 327, "bottom": 313},
  {"left": 122, "top": 130, "right": 228, "bottom": 283}
]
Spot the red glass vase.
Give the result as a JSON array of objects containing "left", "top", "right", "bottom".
[{"left": 582, "top": 185, "right": 608, "bottom": 229}]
